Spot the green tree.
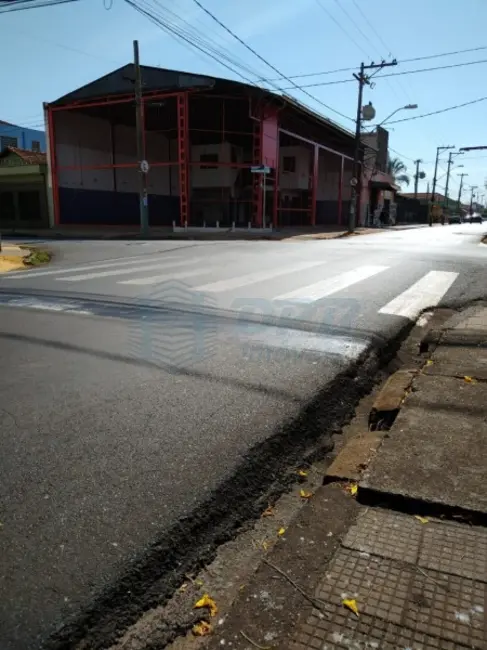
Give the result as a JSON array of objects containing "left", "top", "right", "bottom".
[{"left": 387, "top": 157, "right": 410, "bottom": 186}]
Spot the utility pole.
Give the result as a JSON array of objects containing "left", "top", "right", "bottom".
[
  {"left": 469, "top": 186, "right": 478, "bottom": 214},
  {"left": 430, "top": 145, "right": 454, "bottom": 226},
  {"left": 457, "top": 172, "right": 468, "bottom": 211},
  {"left": 414, "top": 159, "right": 422, "bottom": 199},
  {"left": 348, "top": 59, "right": 397, "bottom": 233},
  {"left": 134, "top": 40, "right": 149, "bottom": 237},
  {"left": 444, "top": 152, "right": 454, "bottom": 210}
]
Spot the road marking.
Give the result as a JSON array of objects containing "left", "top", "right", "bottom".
[
  {"left": 378, "top": 270, "right": 459, "bottom": 319},
  {"left": 119, "top": 267, "right": 206, "bottom": 285},
  {"left": 192, "top": 261, "right": 326, "bottom": 293},
  {"left": 274, "top": 265, "right": 389, "bottom": 303},
  {"left": 1, "top": 255, "right": 178, "bottom": 279},
  {"left": 56, "top": 258, "right": 203, "bottom": 282}
]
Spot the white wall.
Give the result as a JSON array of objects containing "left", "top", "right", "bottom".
[
  {"left": 55, "top": 112, "right": 172, "bottom": 195},
  {"left": 191, "top": 142, "right": 242, "bottom": 190},
  {"left": 279, "top": 145, "right": 310, "bottom": 191}
]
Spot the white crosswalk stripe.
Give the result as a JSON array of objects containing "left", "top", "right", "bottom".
[
  {"left": 378, "top": 270, "right": 458, "bottom": 319},
  {"left": 274, "top": 265, "right": 389, "bottom": 303},
  {"left": 119, "top": 267, "right": 206, "bottom": 285},
  {"left": 192, "top": 261, "right": 326, "bottom": 293},
  {"left": 1, "top": 254, "right": 177, "bottom": 279},
  {"left": 56, "top": 258, "right": 204, "bottom": 282}
]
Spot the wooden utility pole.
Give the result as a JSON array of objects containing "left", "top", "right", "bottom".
[
  {"left": 457, "top": 172, "right": 468, "bottom": 210},
  {"left": 134, "top": 40, "right": 149, "bottom": 237},
  {"left": 348, "top": 59, "right": 397, "bottom": 233}
]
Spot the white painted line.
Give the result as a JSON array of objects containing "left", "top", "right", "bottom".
[
  {"left": 56, "top": 258, "right": 203, "bottom": 282},
  {"left": 119, "top": 267, "right": 205, "bottom": 285},
  {"left": 378, "top": 270, "right": 459, "bottom": 320},
  {"left": 193, "top": 261, "right": 326, "bottom": 293},
  {"left": 1, "top": 255, "right": 178, "bottom": 279},
  {"left": 6, "top": 298, "right": 93, "bottom": 316},
  {"left": 274, "top": 265, "right": 389, "bottom": 303}
]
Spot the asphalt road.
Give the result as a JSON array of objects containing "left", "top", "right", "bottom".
[{"left": 0, "top": 224, "right": 486, "bottom": 649}]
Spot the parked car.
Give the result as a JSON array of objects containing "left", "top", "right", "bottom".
[
  {"left": 466, "top": 214, "right": 483, "bottom": 224},
  {"left": 449, "top": 213, "right": 463, "bottom": 224}
]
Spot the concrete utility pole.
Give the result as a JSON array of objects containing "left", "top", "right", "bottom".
[
  {"left": 469, "top": 186, "right": 478, "bottom": 214},
  {"left": 430, "top": 145, "right": 454, "bottom": 226},
  {"left": 414, "top": 159, "right": 422, "bottom": 199},
  {"left": 457, "top": 172, "right": 468, "bottom": 211},
  {"left": 134, "top": 40, "right": 149, "bottom": 237},
  {"left": 348, "top": 59, "right": 397, "bottom": 233},
  {"left": 444, "top": 151, "right": 464, "bottom": 210}
]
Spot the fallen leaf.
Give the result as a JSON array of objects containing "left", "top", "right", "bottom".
[
  {"left": 297, "top": 469, "right": 308, "bottom": 477},
  {"left": 262, "top": 506, "right": 275, "bottom": 517},
  {"left": 194, "top": 594, "right": 218, "bottom": 617},
  {"left": 278, "top": 527, "right": 286, "bottom": 536},
  {"left": 300, "top": 489, "right": 313, "bottom": 499},
  {"left": 345, "top": 483, "right": 358, "bottom": 496},
  {"left": 195, "top": 579, "right": 204, "bottom": 587},
  {"left": 464, "top": 376, "right": 477, "bottom": 384},
  {"left": 415, "top": 515, "right": 429, "bottom": 524},
  {"left": 192, "top": 621, "right": 212, "bottom": 636},
  {"left": 426, "top": 359, "right": 434, "bottom": 366},
  {"left": 178, "top": 582, "right": 188, "bottom": 593},
  {"left": 262, "top": 540, "right": 269, "bottom": 551},
  {"left": 342, "top": 598, "right": 359, "bottom": 617}
]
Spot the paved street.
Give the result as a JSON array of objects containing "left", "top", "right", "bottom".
[{"left": 0, "top": 225, "right": 486, "bottom": 649}]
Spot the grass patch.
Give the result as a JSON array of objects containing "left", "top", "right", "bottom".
[{"left": 23, "top": 248, "right": 52, "bottom": 266}]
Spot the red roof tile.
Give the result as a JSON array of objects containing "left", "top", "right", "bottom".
[{"left": 2, "top": 146, "right": 47, "bottom": 165}]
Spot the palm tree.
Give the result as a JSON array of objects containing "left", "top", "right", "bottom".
[{"left": 387, "top": 157, "right": 410, "bottom": 186}]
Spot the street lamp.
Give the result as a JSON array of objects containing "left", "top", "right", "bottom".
[{"left": 376, "top": 104, "right": 418, "bottom": 127}]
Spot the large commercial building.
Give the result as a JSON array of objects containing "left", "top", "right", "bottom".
[{"left": 45, "top": 64, "right": 362, "bottom": 229}]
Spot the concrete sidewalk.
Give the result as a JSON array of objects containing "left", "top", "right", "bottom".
[
  {"left": 0, "top": 223, "right": 430, "bottom": 241},
  {"left": 201, "top": 304, "right": 487, "bottom": 650}
]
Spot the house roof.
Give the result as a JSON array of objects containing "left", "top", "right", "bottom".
[
  {"left": 400, "top": 192, "right": 447, "bottom": 202},
  {"left": 48, "top": 63, "right": 356, "bottom": 142},
  {"left": 0, "top": 146, "right": 47, "bottom": 165}
]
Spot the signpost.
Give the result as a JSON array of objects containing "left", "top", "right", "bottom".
[{"left": 251, "top": 165, "right": 271, "bottom": 228}]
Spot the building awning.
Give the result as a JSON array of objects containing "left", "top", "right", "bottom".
[{"left": 369, "top": 172, "right": 400, "bottom": 192}]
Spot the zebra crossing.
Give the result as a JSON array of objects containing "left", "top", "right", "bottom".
[{"left": 0, "top": 254, "right": 460, "bottom": 322}]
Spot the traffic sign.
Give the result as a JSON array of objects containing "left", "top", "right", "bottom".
[
  {"left": 140, "top": 160, "right": 150, "bottom": 174},
  {"left": 350, "top": 177, "right": 358, "bottom": 187},
  {"left": 251, "top": 165, "right": 271, "bottom": 174}
]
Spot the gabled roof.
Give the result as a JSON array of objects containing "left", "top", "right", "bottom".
[
  {"left": 48, "top": 63, "right": 355, "bottom": 141},
  {"left": 0, "top": 146, "right": 47, "bottom": 165}
]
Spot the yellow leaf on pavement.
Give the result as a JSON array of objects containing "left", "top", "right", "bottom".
[
  {"left": 342, "top": 598, "right": 359, "bottom": 617},
  {"left": 300, "top": 489, "right": 313, "bottom": 499},
  {"left": 278, "top": 527, "right": 286, "bottom": 536},
  {"left": 426, "top": 359, "right": 434, "bottom": 366},
  {"left": 194, "top": 594, "right": 218, "bottom": 617},
  {"left": 345, "top": 483, "right": 358, "bottom": 496},
  {"left": 464, "top": 376, "right": 477, "bottom": 384},
  {"left": 297, "top": 470, "right": 308, "bottom": 477},
  {"left": 192, "top": 621, "right": 213, "bottom": 636},
  {"left": 415, "top": 515, "right": 429, "bottom": 524}
]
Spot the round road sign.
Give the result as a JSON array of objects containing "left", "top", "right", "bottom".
[{"left": 140, "top": 160, "right": 150, "bottom": 174}]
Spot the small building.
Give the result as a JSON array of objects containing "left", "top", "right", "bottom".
[
  {"left": 44, "top": 64, "right": 361, "bottom": 229},
  {"left": 361, "top": 127, "right": 398, "bottom": 225},
  {"left": 0, "top": 120, "right": 46, "bottom": 153},
  {"left": 0, "top": 147, "right": 50, "bottom": 228}
]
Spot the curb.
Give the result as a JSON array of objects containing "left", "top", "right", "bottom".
[{"left": 368, "top": 369, "right": 416, "bottom": 430}]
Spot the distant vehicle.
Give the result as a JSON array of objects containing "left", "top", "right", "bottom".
[
  {"left": 470, "top": 214, "right": 483, "bottom": 224},
  {"left": 448, "top": 213, "right": 463, "bottom": 224}
]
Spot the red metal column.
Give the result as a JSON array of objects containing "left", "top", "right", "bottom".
[
  {"left": 252, "top": 119, "right": 263, "bottom": 227},
  {"left": 337, "top": 156, "right": 344, "bottom": 226},
  {"left": 310, "top": 145, "right": 319, "bottom": 226},
  {"left": 272, "top": 143, "right": 280, "bottom": 229},
  {"left": 47, "top": 106, "right": 60, "bottom": 226},
  {"left": 177, "top": 92, "right": 190, "bottom": 226}
]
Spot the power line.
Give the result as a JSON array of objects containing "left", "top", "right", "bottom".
[
  {"left": 332, "top": 0, "right": 379, "bottom": 58},
  {"left": 282, "top": 56, "right": 487, "bottom": 89},
  {"left": 190, "top": 0, "right": 353, "bottom": 122},
  {"left": 382, "top": 95, "right": 487, "bottom": 125},
  {"left": 350, "top": 0, "right": 392, "bottom": 56},
  {"left": 0, "top": 0, "right": 77, "bottom": 12},
  {"left": 314, "top": 0, "right": 371, "bottom": 60},
  {"left": 266, "top": 44, "right": 487, "bottom": 82}
]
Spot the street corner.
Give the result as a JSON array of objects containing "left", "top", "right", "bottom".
[
  {"left": 0, "top": 243, "right": 51, "bottom": 273},
  {"left": 126, "top": 278, "right": 220, "bottom": 371}
]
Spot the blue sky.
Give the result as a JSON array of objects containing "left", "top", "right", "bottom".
[{"left": 2, "top": 0, "right": 487, "bottom": 200}]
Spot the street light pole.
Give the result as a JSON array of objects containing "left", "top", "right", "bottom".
[
  {"left": 430, "top": 145, "right": 454, "bottom": 226},
  {"left": 444, "top": 152, "right": 463, "bottom": 210},
  {"left": 469, "top": 186, "right": 478, "bottom": 214}
]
